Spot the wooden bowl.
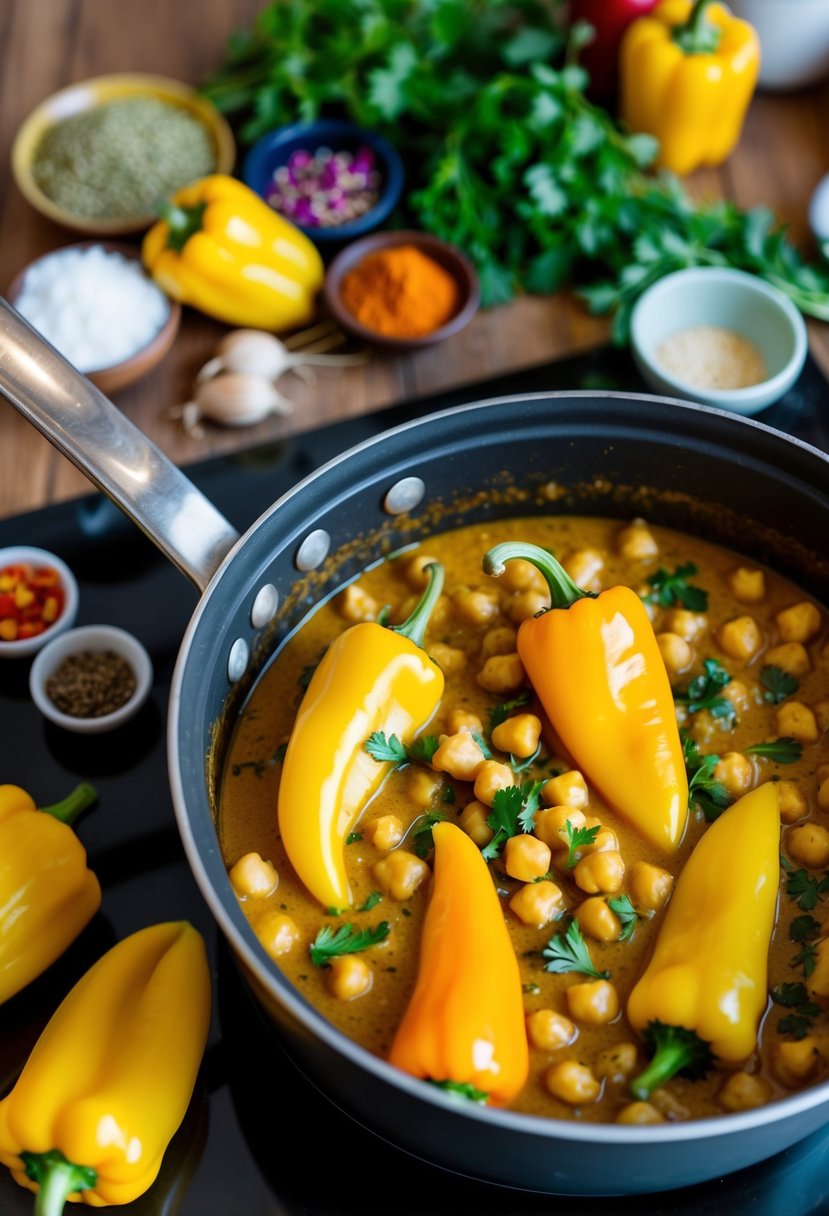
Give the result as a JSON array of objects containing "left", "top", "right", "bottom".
[
  {"left": 7, "top": 241, "right": 181, "bottom": 395},
  {"left": 11, "top": 72, "right": 236, "bottom": 236}
]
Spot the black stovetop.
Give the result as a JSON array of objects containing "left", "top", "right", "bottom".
[{"left": 2, "top": 344, "right": 828, "bottom": 1216}]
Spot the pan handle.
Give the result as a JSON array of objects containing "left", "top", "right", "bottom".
[{"left": 0, "top": 299, "right": 239, "bottom": 593}]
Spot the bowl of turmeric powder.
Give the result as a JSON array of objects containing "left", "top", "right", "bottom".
[{"left": 323, "top": 230, "right": 480, "bottom": 350}]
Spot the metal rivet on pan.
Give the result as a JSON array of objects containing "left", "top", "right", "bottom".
[
  {"left": 251, "top": 583, "right": 279, "bottom": 629},
  {"left": 384, "top": 476, "right": 425, "bottom": 515},
  {"left": 227, "top": 638, "right": 249, "bottom": 684},
  {"left": 295, "top": 529, "right": 331, "bottom": 571}
]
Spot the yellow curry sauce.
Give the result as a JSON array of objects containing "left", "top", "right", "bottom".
[{"left": 218, "top": 515, "right": 829, "bottom": 1124}]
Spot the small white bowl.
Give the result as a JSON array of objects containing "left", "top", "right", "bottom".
[
  {"left": 29, "top": 624, "right": 153, "bottom": 734},
  {"left": 0, "top": 545, "right": 79, "bottom": 658},
  {"left": 630, "top": 267, "right": 808, "bottom": 416}
]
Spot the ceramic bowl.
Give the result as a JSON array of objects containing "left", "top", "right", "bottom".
[
  {"left": 323, "top": 230, "right": 481, "bottom": 350},
  {"left": 11, "top": 72, "right": 236, "bottom": 236},
  {"left": 728, "top": 0, "right": 829, "bottom": 91},
  {"left": 629, "top": 267, "right": 808, "bottom": 415},
  {"left": 242, "top": 118, "right": 404, "bottom": 248},
  {"left": 29, "top": 624, "right": 153, "bottom": 734},
  {"left": 0, "top": 545, "right": 79, "bottom": 659},
  {"left": 7, "top": 242, "right": 181, "bottom": 394}
]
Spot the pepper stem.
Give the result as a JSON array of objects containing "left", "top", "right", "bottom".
[
  {"left": 21, "top": 1150, "right": 97, "bottom": 1216},
  {"left": 39, "top": 782, "right": 98, "bottom": 827},
  {"left": 482, "top": 542, "right": 594, "bottom": 610},
  {"left": 673, "top": 0, "right": 722, "bottom": 54},
  {"left": 390, "top": 562, "right": 445, "bottom": 649},
  {"left": 157, "top": 200, "right": 208, "bottom": 253},
  {"left": 630, "top": 1021, "right": 714, "bottom": 1100}
]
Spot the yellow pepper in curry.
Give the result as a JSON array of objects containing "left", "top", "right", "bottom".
[
  {"left": 628, "top": 782, "right": 780, "bottom": 1098},
  {"left": 388, "top": 821, "right": 529, "bottom": 1106},
  {"left": 142, "top": 174, "right": 324, "bottom": 331},
  {"left": 278, "top": 563, "right": 445, "bottom": 910},
  {"left": 0, "top": 783, "right": 100, "bottom": 1005},
  {"left": 483, "top": 542, "right": 688, "bottom": 852},
  {"left": 619, "top": 0, "right": 760, "bottom": 176},
  {"left": 0, "top": 921, "right": 211, "bottom": 1215}
]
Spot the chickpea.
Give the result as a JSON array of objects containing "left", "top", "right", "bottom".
[
  {"left": 573, "top": 850, "right": 625, "bottom": 895},
  {"left": 473, "top": 759, "right": 516, "bottom": 807},
  {"left": 504, "top": 834, "right": 552, "bottom": 882},
  {"left": 713, "top": 752, "right": 755, "bottom": 798},
  {"left": 662, "top": 608, "right": 707, "bottom": 641},
  {"left": 544, "top": 1060, "right": 601, "bottom": 1105},
  {"left": 562, "top": 547, "right": 604, "bottom": 593},
  {"left": 507, "top": 589, "right": 551, "bottom": 623},
  {"left": 807, "top": 939, "right": 829, "bottom": 998},
  {"left": 819, "top": 764, "right": 829, "bottom": 784},
  {"left": 256, "top": 911, "right": 299, "bottom": 960},
  {"left": 786, "top": 823, "right": 829, "bottom": 869},
  {"left": 335, "top": 583, "right": 378, "bottom": 623},
  {"left": 729, "top": 567, "right": 766, "bottom": 603},
  {"left": 717, "top": 1072, "right": 773, "bottom": 1112},
  {"left": 617, "top": 1102, "right": 664, "bottom": 1125},
  {"left": 575, "top": 897, "right": 621, "bottom": 943},
  {"left": 432, "top": 732, "right": 487, "bottom": 782},
  {"left": 509, "top": 879, "right": 565, "bottom": 927},
  {"left": 722, "top": 679, "right": 750, "bottom": 713},
  {"left": 815, "top": 699, "right": 829, "bottom": 733},
  {"left": 526, "top": 1008, "right": 576, "bottom": 1051},
  {"left": 364, "top": 814, "right": 404, "bottom": 851},
  {"left": 459, "top": 800, "right": 494, "bottom": 848},
  {"left": 477, "top": 652, "right": 526, "bottom": 696},
  {"left": 566, "top": 979, "right": 620, "bottom": 1025},
  {"left": 616, "top": 520, "right": 658, "bottom": 561},
  {"left": 628, "top": 861, "right": 673, "bottom": 911},
  {"left": 778, "top": 780, "right": 808, "bottom": 824},
  {"left": 481, "top": 625, "right": 518, "bottom": 658},
  {"left": 428, "top": 642, "right": 467, "bottom": 674},
  {"left": 327, "top": 955, "right": 373, "bottom": 1001},
  {"left": 534, "top": 806, "right": 586, "bottom": 852},
  {"left": 229, "top": 852, "right": 279, "bottom": 899},
  {"left": 500, "top": 557, "right": 546, "bottom": 593},
  {"left": 581, "top": 823, "right": 618, "bottom": 855},
  {"left": 407, "top": 769, "right": 443, "bottom": 810},
  {"left": 717, "top": 615, "right": 762, "bottom": 662},
  {"left": 446, "top": 709, "right": 483, "bottom": 735},
  {"left": 818, "top": 777, "right": 829, "bottom": 812},
  {"left": 372, "top": 850, "right": 430, "bottom": 901},
  {"left": 776, "top": 601, "right": 822, "bottom": 644},
  {"left": 491, "top": 713, "right": 542, "bottom": 758},
  {"left": 773, "top": 1037, "right": 824, "bottom": 1088},
  {"left": 453, "top": 586, "right": 501, "bottom": 627},
  {"left": 650, "top": 1089, "right": 689, "bottom": 1120},
  {"left": 775, "top": 701, "right": 819, "bottom": 744},
  {"left": 404, "top": 552, "right": 440, "bottom": 589},
  {"left": 764, "top": 642, "right": 811, "bottom": 678},
  {"left": 656, "top": 631, "right": 693, "bottom": 674},
  {"left": 542, "top": 770, "right": 589, "bottom": 810},
  {"left": 594, "top": 1042, "right": 638, "bottom": 1081}
]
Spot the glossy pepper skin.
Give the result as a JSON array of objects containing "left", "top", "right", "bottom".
[
  {"left": 0, "top": 783, "right": 100, "bottom": 1005},
  {"left": 483, "top": 542, "right": 687, "bottom": 852},
  {"left": 278, "top": 563, "right": 445, "bottom": 910},
  {"left": 619, "top": 0, "right": 760, "bottom": 176},
  {"left": 628, "top": 782, "right": 780, "bottom": 1098},
  {"left": 142, "top": 174, "right": 324, "bottom": 331},
  {"left": 570, "top": 0, "right": 658, "bottom": 101},
  {"left": 0, "top": 921, "right": 212, "bottom": 1214},
  {"left": 388, "top": 821, "right": 529, "bottom": 1106}
]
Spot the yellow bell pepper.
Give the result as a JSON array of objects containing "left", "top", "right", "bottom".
[
  {"left": 0, "top": 783, "right": 100, "bottom": 1005},
  {"left": 0, "top": 921, "right": 211, "bottom": 1214},
  {"left": 142, "top": 174, "right": 324, "bottom": 331},
  {"left": 278, "top": 564, "right": 445, "bottom": 910},
  {"left": 388, "top": 821, "right": 529, "bottom": 1106},
  {"left": 483, "top": 542, "right": 688, "bottom": 852},
  {"left": 619, "top": 0, "right": 761, "bottom": 176},
  {"left": 627, "top": 782, "right": 780, "bottom": 1098}
]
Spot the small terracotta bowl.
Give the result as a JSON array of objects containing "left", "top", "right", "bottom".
[
  {"left": 323, "top": 230, "right": 480, "bottom": 351},
  {"left": 7, "top": 242, "right": 181, "bottom": 395}
]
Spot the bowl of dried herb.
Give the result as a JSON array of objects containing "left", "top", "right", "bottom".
[{"left": 12, "top": 73, "right": 236, "bottom": 236}]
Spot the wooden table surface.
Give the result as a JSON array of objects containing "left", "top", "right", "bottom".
[{"left": 2, "top": 0, "right": 828, "bottom": 524}]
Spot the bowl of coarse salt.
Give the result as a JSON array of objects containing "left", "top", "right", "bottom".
[{"left": 7, "top": 241, "right": 180, "bottom": 394}]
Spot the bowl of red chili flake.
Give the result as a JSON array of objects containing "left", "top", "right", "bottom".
[{"left": 0, "top": 546, "right": 79, "bottom": 658}]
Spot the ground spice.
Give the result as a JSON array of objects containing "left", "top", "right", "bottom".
[
  {"left": 46, "top": 650, "right": 136, "bottom": 718},
  {"left": 339, "top": 244, "right": 460, "bottom": 338},
  {"left": 31, "top": 96, "right": 216, "bottom": 219},
  {"left": 655, "top": 324, "right": 767, "bottom": 390}
]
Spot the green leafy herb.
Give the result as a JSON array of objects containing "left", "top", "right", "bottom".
[
  {"left": 408, "top": 735, "right": 441, "bottom": 764},
  {"left": 364, "top": 730, "right": 440, "bottom": 768},
  {"left": 488, "top": 691, "right": 532, "bottom": 732},
  {"left": 563, "top": 819, "right": 600, "bottom": 869},
  {"left": 789, "top": 914, "right": 821, "bottom": 978},
  {"left": 644, "top": 563, "right": 708, "bottom": 611},
  {"left": 675, "top": 659, "right": 734, "bottom": 724},
  {"left": 745, "top": 737, "right": 803, "bottom": 764},
  {"left": 309, "top": 921, "right": 390, "bottom": 967},
  {"left": 510, "top": 743, "right": 542, "bottom": 773},
  {"left": 771, "top": 982, "right": 822, "bottom": 1039},
  {"left": 471, "top": 732, "right": 492, "bottom": 760},
  {"left": 785, "top": 868, "right": 829, "bottom": 912},
  {"left": 346, "top": 831, "right": 363, "bottom": 845},
  {"left": 231, "top": 741, "right": 286, "bottom": 778},
  {"left": 607, "top": 893, "right": 642, "bottom": 942},
  {"left": 411, "top": 811, "right": 448, "bottom": 859},
  {"left": 442, "top": 785, "right": 457, "bottom": 805},
  {"left": 428, "top": 1079, "right": 489, "bottom": 1104},
  {"left": 357, "top": 890, "right": 383, "bottom": 913},
  {"left": 542, "top": 919, "right": 609, "bottom": 980},
  {"left": 482, "top": 780, "right": 545, "bottom": 860},
  {"left": 683, "top": 737, "right": 731, "bottom": 822},
  {"left": 760, "top": 665, "right": 799, "bottom": 705}
]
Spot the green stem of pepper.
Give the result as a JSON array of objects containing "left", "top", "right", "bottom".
[
  {"left": 39, "top": 782, "right": 98, "bottom": 827},
  {"left": 21, "top": 1150, "right": 97, "bottom": 1216},
  {"left": 482, "top": 542, "right": 595, "bottom": 610},
  {"left": 673, "top": 0, "right": 722, "bottom": 55},
  {"left": 389, "top": 562, "right": 445, "bottom": 649},
  {"left": 157, "top": 200, "right": 208, "bottom": 253}
]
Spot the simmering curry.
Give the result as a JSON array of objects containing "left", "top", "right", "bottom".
[{"left": 219, "top": 515, "right": 829, "bottom": 1124}]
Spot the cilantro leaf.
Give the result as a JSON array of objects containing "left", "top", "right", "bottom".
[
  {"left": 607, "top": 894, "right": 642, "bottom": 942},
  {"left": 644, "top": 563, "right": 708, "bottom": 611},
  {"left": 510, "top": 743, "right": 542, "bottom": 774},
  {"left": 563, "top": 819, "right": 600, "bottom": 869},
  {"left": 357, "top": 891, "right": 382, "bottom": 913},
  {"left": 482, "top": 781, "right": 545, "bottom": 860},
  {"left": 785, "top": 869, "right": 829, "bottom": 911},
  {"left": 471, "top": 732, "right": 492, "bottom": 761},
  {"left": 364, "top": 731, "right": 440, "bottom": 769},
  {"left": 745, "top": 737, "right": 803, "bottom": 764},
  {"left": 771, "top": 982, "right": 821, "bottom": 1040},
  {"left": 488, "top": 691, "right": 531, "bottom": 732},
  {"left": 761, "top": 665, "right": 799, "bottom": 705},
  {"left": 790, "top": 914, "right": 822, "bottom": 943},
  {"left": 408, "top": 735, "right": 440, "bottom": 764},
  {"left": 309, "top": 921, "right": 390, "bottom": 967},
  {"left": 683, "top": 737, "right": 732, "bottom": 821},
  {"left": 411, "top": 811, "right": 448, "bottom": 860},
  {"left": 542, "top": 919, "right": 610, "bottom": 980},
  {"left": 675, "top": 659, "right": 734, "bottom": 724}
]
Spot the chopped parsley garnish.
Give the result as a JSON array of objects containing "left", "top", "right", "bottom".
[
  {"left": 346, "top": 831, "right": 363, "bottom": 845},
  {"left": 429, "top": 1080, "right": 489, "bottom": 1104},
  {"left": 441, "top": 785, "right": 456, "bottom": 805},
  {"left": 563, "top": 819, "right": 600, "bottom": 869},
  {"left": 471, "top": 732, "right": 493, "bottom": 760},
  {"left": 411, "top": 811, "right": 448, "bottom": 859},
  {"left": 488, "top": 691, "right": 531, "bottom": 732},
  {"left": 683, "top": 737, "right": 731, "bottom": 821},
  {"left": 674, "top": 659, "right": 734, "bottom": 724},
  {"left": 772, "top": 982, "right": 822, "bottom": 1039},
  {"left": 785, "top": 867, "right": 829, "bottom": 912},
  {"left": 510, "top": 743, "right": 542, "bottom": 774},
  {"left": 482, "top": 781, "right": 545, "bottom": 860},
  {"left": 357, "top": 890, "right": 383, "bottom": 913},
  {"left": 607, "top": 894, "right": 642, "bottom": 942},
  {"left": 542, "top": 919, "right": 609, "bottom": 980},
  {"left": 231, "top": 741, "right": 286, "bottom": 778},
  {"left": 644, "top": 562, "right": 708, "bottom": 611},
  {"left": 364, "top": 730, "right": 440, "bottom": 768},
  {"left": 745, "top": 737, "right": 802, "bottom": 764},
  {"left": 309, "top": 921, "right": 390, "bottom": 967},
  {"left": 761, "top": 665, "right": 799, "bottom": 705}
]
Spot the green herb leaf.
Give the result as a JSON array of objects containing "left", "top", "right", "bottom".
[
  {"left": 510, "top": 743, "right": 542, "bottom": 774},
  {"left": 488, "top": 691, "right": 532, "bottom": 732},
  {"left": 745, "top": 737, "right": 803, "bottom": 764},
  {"left": 607, "top": 893, "right": 641, "bottom": 942},
  {"left": 364, "top": 731, "right": 408, "bottom": 765},
  {"left": 411, "top": 811, "right": 448, "bottom": 859},
  {"left": 471, "top": 732, "right": 492, "bottom": 761},
  {"left": 346, "top": 832, "right": 363, "bottom": 846},
  {"left": 357, "top": 890, "right": 383, "bottom": 913},
  {"left": 761, "top": 665, "right": 799, "bottom": 705},
  {"left": 309, "top": 921, "right": 390, "bottom": 967},
  {"left": 543, "top": 919, "right": 609, "bottom": 980},
  {"left": 482, "top": 780, "right": 545, "bottom": 860},
  {"left": 790, "top": 914, "right": 822, "bottom": 943},
  {"left": 644, "top": 563, "right": 708, "bottom": 611},
  {"left": 408, "top": 735, "right": 440, "bottom": 764},
  {"left": 675, "top": 659, "right": 734, "bottom": 724},
  {"left": 786, "top": 869, "right": 829, "bottom": 911},
  {"left": 563, "top": 819, "right": 600, "bottom": 869},
  {"left": 683, "top": 737, "right": 732, "bottom": 821}
]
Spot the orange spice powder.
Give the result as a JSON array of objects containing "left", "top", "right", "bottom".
[{"left": 339, "top": 244, "right": 460, "bottom": 339}]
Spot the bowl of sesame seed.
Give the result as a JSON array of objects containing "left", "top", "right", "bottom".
[{"left": 242, "top": 119, "right": 404, "bottom": 247}]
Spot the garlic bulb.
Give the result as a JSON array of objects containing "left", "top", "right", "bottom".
[
  {"left": 171, "top": 372, "right": 292, "bottom": 438},
  {"left": 196, "top": 326, "right": 366, "bottom": 385}
]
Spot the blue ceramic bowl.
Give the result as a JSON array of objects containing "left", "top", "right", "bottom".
[{"left": 242, "top": 119, "right": 404, "bottom": 247}]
